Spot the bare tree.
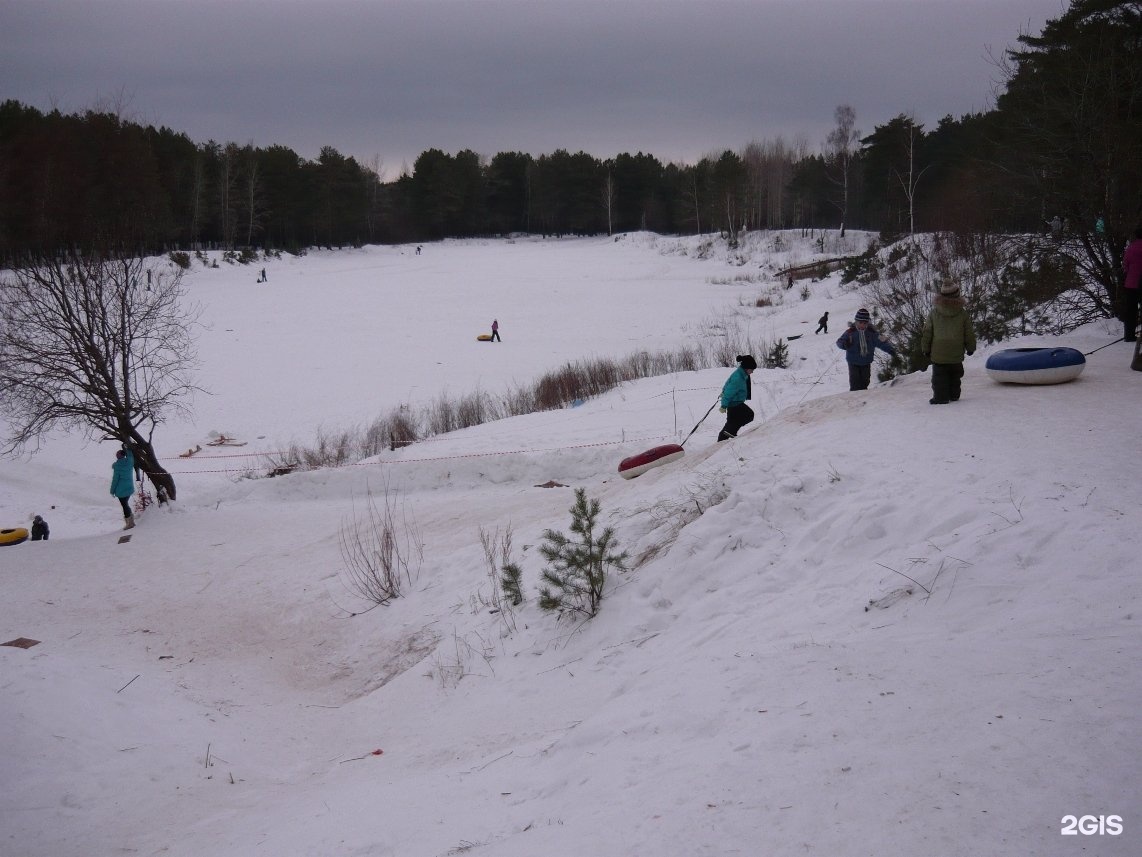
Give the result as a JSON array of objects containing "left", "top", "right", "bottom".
[
  {"left": 189, "top": 152, "right": 206, "bottom": 247},
  {"left": 895, "top": 115, "right": 930, "bottom": 237},
  {"left": 685, "top": 170, "right": 702, "bottom": 234},
  {"left": 0, "top": 249, "right": 202, "bottom": 501},
  {"left": 219, "top": 143, "right": 239, "bottom": 248},
  {"left": 825, "top": 104, "right": 860, "bottom": 236},
  {"left": 742, "top": 136, "right": 808, "bottom": 230},
  {"left": 242, "top": 143, "right": 264, "bottom": 247},
  {"left": 365, "top": 154, "right": 386, "bottom": 241},
  {"left": 602, "top": 169, "right": 616, "bottom": 236}
]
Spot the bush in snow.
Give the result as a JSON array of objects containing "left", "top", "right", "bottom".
[
  {"left": 478, "top": 524, "right": 522, "bottom": 632},
  {"left": 338, "top": 481, "right": 423, "bottom": 611}
]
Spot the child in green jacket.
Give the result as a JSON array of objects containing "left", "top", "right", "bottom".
[{"left": 921, "top": 283, "right": 977, "bottom": 404}]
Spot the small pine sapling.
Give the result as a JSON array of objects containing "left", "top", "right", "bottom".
[
  {"left": 765, "top": 338, "right": 789, "bottom": 369},
  {"left": 501, "top": 560, "right": 524, "bottom": 606},
  {"left": 537, "top": 488, "right": 628, "bottom": 618}
]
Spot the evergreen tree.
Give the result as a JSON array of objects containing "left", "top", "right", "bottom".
[
  {"left": 993, "top": 0, "right": 1142, "bottom": 312},
  {"left": 500, "top": 560, "right": 524, "bottom": 607},
  {"left": 537, "top": 489, "right": 627, "bottom": 618},
  {"left": 765, "top": 339, "right": 790, "bottom": 369}
]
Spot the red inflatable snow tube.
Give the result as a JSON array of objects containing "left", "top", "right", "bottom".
[{"left": 618, "top": 444, "right": 685, "bottom": 479}]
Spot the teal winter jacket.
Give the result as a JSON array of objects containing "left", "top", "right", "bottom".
[
  {"left": 720, "top": 366, "right": 752, "bottom": 409},
  {"left": 110, "top": 449, "right": 136, "bottom": 499}
]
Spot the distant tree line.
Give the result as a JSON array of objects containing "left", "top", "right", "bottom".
[
  {"left": 1, "top": 0, "right": 1137, "bottom": 278},
  {"left": 0, "top": 102, "right": 1018, "bottom": 259}
]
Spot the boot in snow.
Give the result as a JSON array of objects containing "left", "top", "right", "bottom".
[{"left": 123, "top": 515, "right": 136, "bottom": 530}]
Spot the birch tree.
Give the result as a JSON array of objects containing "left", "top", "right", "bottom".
[{"left": 825, "top": 104, "right": 860, "bottom": 236}]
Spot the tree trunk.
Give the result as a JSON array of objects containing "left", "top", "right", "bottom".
[{"left": 127, "top": 435, "right": 177, "bottom": 502}]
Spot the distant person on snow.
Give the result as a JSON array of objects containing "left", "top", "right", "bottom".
[
  {"left": 815, "top": 311, "right": 829, "bottom": 334},
  {"left": 491, "top": 318, "right": 501, "bottom": 342},
  {"left": 836, "top": 308, "right": 896, "bottom": 392},
  {"left": 1121, "top": 227, "right": 1142, "bottom": 343},
  {"left": 31, "top": 515, "right": 49, "bottom": 541},
  {"left": 111, "top": 446, "right": 136, "bottom": 530},
  {"left": 717, "top": 354, "right": 756, "bottom": 442},
  {"left": 920, "top": 283, "right": 976, "bottom": 405}
]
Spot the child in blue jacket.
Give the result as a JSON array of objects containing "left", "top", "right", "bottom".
[{"left": 836, "top": 308, "right": 896, "bottom": 391}]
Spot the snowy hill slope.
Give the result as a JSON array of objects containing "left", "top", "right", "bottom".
[{"left": 2, "top": 234, "right": 1140, "bottom": 856}]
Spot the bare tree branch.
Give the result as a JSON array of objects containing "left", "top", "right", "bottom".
[{"left": 0, "top": 248, "right": 203, "bottom": 500}]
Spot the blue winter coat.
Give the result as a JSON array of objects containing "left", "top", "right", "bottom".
[
  {"left": 836, "top": 324, "right": 896, "bottom": 366},
  {"left": 720, "top": 366, "right": 752, "bottom": 409},
  {"left": 110, "top": 449, "right": 135, "bottom": 498}
]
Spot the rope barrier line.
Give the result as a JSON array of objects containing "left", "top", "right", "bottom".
[
  {"left": 648, "top": 386, "right": 720, "bottom": 398},
  {"left": 373, "top": 435, "right": 673, "bottom": 465},
  {"left": 161, "top": 449, "right": 289, "bottom": 461},
  {"left": 154, "top": 467, "right": 266, "bottom": 475},
  {"left": 154, "top": 434, "right": 673, "bottom": 474}
]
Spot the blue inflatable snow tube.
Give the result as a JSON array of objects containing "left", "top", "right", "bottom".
[{"left": 985, "top": 347, "right": 1086, "bottom": 385}]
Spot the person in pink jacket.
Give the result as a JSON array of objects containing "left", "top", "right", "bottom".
[{"left": 1122, "top": 227, "right": 1142, "bottom": 343}]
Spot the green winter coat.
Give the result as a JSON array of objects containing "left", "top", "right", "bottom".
[{"left": 921, "top": 295, "right": 976, "bottom": 364}]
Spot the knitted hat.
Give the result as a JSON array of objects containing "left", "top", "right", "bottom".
[
  {"left": 939, "top": 283, "right": 961, "bottom": 297},
  {"left": 737, "top": 354, "right": 758, "bottom": 371},
  {"left": 854, "top": 308, "right": 871, "bottom": 323}
]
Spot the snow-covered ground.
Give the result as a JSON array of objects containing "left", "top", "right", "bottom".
[{"left": 2, "top": 232, "right": 1139, "bottom": 856}]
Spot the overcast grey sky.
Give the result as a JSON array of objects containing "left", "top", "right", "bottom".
[{"left": 1, "top": 0, "right": 1065, "bottom": 177}]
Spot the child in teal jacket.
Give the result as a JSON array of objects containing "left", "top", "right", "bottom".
[
  {"left": 111, "top": 447, "right": 136, "bottom": 529},
  {"left": 717, "top": 355, "right": 756, "bottom": 441}
]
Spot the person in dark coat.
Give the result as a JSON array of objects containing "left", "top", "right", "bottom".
[
  {"left": 491, "top": 318, "right": 501, "bottom": 342},
  {"left": 31, "top": 515, "right": 49, "bottom": 541},
  {"left": 717, "top": 355, "right": 757, "bottom": 441},
  {"left": 1122, "top": 227, "right": 1142, "bottom": 343},
  {"left": 815, "top": 312, "right": 829, "bottom": 334},
  {"left": 111, "top": 447, "right": 136, "bottom": 530},
  {"left": 836, "top": 308, "right": 896, "bottom": 391}
]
